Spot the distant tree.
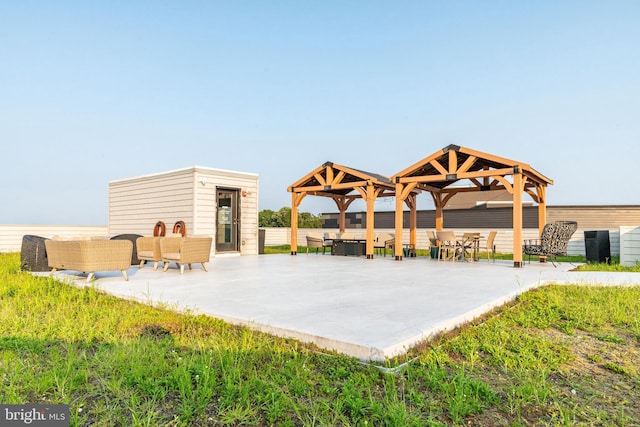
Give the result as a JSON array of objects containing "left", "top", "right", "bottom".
[
  {"left": 258, "top": 209, "right": 275, "bottom": 227},
  {"left": 259, "top": 207, "right": 321, "bottom": 228},
  {"left": 298, "top": 211, "right": 322, "bottom": 228}
]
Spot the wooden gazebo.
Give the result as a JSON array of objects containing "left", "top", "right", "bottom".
[
  {"left": 288, "top": 162, "right": 405, "bottom": 258},
  {"left": 391, "top": 145, "right": 553, "bottom": 267}
]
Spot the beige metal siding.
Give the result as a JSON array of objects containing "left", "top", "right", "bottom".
[
  {"left": 547, "top": 206, "right": 640, "bottom": 229},
  {"left": 109, "top": 168, "right": 195, "bottom": 236},
  {"left": 326, "top": 206, "right": 640, "bottom": 230}
]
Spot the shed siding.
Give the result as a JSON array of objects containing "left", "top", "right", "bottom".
[{"left": 109, "top": 169, "right": 195, "bottom": 236}]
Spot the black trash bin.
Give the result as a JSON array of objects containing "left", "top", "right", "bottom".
[
  {"left": 258, "top": 229, "right": 266, "bottom": 254},
  {"left": 584, "top": 230, "right": 611, "bottom": 264}
]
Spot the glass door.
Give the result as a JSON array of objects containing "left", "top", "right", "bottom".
[{"left": 216, "top": 188, "right": 240, "bottom": 252}]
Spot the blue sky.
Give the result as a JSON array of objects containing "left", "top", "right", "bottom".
[{"left": 1, "top": 1, "right": 639, "bottom": 224}]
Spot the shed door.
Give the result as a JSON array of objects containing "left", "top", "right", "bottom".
[{"left": 216, "top": 188, "right": 240, "bottom": 252}]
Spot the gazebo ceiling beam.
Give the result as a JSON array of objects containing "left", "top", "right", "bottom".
[
  {"left": 312, "top": 173, "right": 326, "bottom": 187},
  {"left": 398, "top": 167, "right": 518, "bottom": 185},
  {"left": 448, "top": 150, "right": 457, "bottom": 173},
  {"left": 525, "top": 188, "right": 540, "bottom": 203},
  {"left": 292, "top": 181, "right": 397, "bottom": 192},
  {"left": 430, "top": 159, "right": 448, "bottom": 175},
  {"left": 332, "top": 171, "right": 346, "bottom": 186},
  {"left": 457, "top": 155, "right": 478, "bottom": 174},
  {"left": 440, "top": 184, "right": 503, "bottom": 194}
]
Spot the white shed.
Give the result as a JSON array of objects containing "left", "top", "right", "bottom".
[{"left": 108, "top": 166, "right": 259, "bottom": 256}]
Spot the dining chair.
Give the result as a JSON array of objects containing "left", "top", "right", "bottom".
[
  {"left": 426, "top": 230, "right": 439, "bottom": 259},
  {"left": 374, "top": 232, "right": 394, "bottom": 256},
  {"left": 305, "top": 232, "right": 326, "bottom": 254},
  {"left": 486, "top": 231, "right": 497, "bottom": 262},
  {"left": 436, "top": 230, "right": 460, "bottom": 262}
]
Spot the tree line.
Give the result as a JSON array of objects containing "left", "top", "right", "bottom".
[{"left": 259, "top": 207, "right": 322, "bottom": 228}]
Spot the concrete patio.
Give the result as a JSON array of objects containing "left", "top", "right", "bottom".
[{"left": 46, "top": 254, "right": 640, "bottom": 362}]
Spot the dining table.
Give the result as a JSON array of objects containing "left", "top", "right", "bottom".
[{"left": 460, "top": 232, "right": 483, "bottom": 261}]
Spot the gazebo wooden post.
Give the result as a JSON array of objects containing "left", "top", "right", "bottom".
[
  {"left": 365, "top": 184, "right": 375, "bottom": 259},
  {"left": 513, "top": 168, "right": 523, "bottom": 267},
  {"left": 290, "top": 192, "right": 300, "bottom": 255},
  {"left": 433, "top": 194, "right": 444, "bottom": 231},
  {"left": 408, "top": 194, "right": 417, "bottom": 255},
  {"left": 537, "top": 185, "right": 548, "bottom": 263},
  {"left": 394, "top": 182, "right": 405, "bottom": 260}
]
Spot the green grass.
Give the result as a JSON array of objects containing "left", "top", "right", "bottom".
[{"left": 1, "top": 252, "right": 639, "bottom": 426}]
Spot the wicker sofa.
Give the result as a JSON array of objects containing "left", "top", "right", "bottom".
[{"left": 45, "top": 239, "right": 133, "bottom": 282}]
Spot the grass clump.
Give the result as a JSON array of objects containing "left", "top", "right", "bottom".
[{"left": 1, "top": 252, "right": 639, "bottom": 426}]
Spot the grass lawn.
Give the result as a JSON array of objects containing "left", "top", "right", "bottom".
[{"left": 1, "top": 251, "right": 639, "bottom": 426}]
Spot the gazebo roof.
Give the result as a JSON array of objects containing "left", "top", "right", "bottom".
[
  {"left": 392, "top": 144, "right": 553, "bottom": 195},
  {"left": 288, "top": 161, "right": 398, "bottom": 198}
]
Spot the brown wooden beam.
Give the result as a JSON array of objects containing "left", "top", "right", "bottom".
[
  {"left": 513, "top": 171, "right": 524, "bottom": 267},
  {"left": 394, "top": 182, "right": 405, "bottom": 260}
]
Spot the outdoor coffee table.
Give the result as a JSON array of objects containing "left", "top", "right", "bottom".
[{"left": 331, "top": 239, "right": 366, "bottom": 256}]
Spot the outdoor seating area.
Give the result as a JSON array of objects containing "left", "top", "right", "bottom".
[
  {"left": 426, "top": 230, "right": 497, "bottom": 262},
  {"left": 127, "top": 221, "right": 212, "bottom": 274},
  {"left": 18, "top": 219, "right": 214, "bottom": 281},
  {"left": 288, "top": 145, "right": 556, "bottom": 266},
  {"left": 137, "top": 235, "right": 213, "bottom": 273}
]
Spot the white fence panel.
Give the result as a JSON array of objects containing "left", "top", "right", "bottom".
[
  {"left": 620, "top": 226, "right": 640, "bottom": 266},
  {"left": 0, "top": 225, "right": 109, "bottom": 253}
]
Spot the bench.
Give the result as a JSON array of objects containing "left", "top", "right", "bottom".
[
  {"left": 45, "top": 239, "right": 133, "bottom": 282},
  {"left": 523, "top": 221, "right": 577, "bottom": 266}
]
